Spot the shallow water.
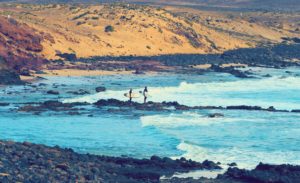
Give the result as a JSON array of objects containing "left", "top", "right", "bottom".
[{"left": 0, "top": 67, "right": 300, "bottom": 169}]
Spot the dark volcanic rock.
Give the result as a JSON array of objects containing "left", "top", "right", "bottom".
[
  {"left": 94, "top": 99, "right": 191, "bottom": 111},
  {"left": 18, "top": 100, "right": 88, "bottom": 113},
  {"left": 208, "top": 113, "right": 224, "bottom": 118},
  {"left": 210, "top": 64, "right": 252, "bottom": 78},
  {"left": 19, "top": 99, "right": 297, "bottom": 115},
  {"left": 217, "top": 163, "right": 300, "bottom": 183},
  {"left": 0, "top": 103, "right": 9, "bottom": 106},
  {"left": 1, "top": 138, "right": 293, "bottom": 183},
  {"left": 78, "top": 43, "right": 300, "bottom": 70},
  {"left": 0, "top": 70, "right": 24, "bottom": 85},
  {"left": 228, "top": 162, "right": 238, "bottom": 167},
  {"left": 95, "top": 86, "right": 106, "bottom": 92},
  {"left": 56, "top": 53, "right": 77, "bottom": 61},
  {"left": 67, "top": 89, "right": 90, "bottom": 95},
  {"left": 94, "top": 99, "right": 293, "bottom": 113},
  {"left": 0, "top": 140, "right": 221, "bottom": 183},
  {"left": 165, "top": 163, "right": 300, "bottom": 183},
  {"left": 46, "top": 90, "right": 60, "bottom": 95},
  {"left": 19, "top": 68, "right": 31, "bottom": 76},
  {"left": 226, "top": 105, "right": 262, "bottom": 110}
]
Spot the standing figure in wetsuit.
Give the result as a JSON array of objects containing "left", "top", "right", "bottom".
[
  {"left": 129, "top": 88, "right": 133, "bottom": 102},
  {"left": 143, "top": 86, "right": 148, "bottom": 103}
]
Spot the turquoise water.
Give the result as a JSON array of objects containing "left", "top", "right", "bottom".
[{"left": 0, "top": 67, "right": 300, "bottom": 169}]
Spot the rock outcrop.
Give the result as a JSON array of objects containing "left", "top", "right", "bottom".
[
  {"left": 1, "top": 140, "right": 299, "bottom": 183},
  {"left": 0, "top": 16, "right": 46, "bottom": 72},
  {"left": 216, "top": 163, "right": 300, "bottom": 183},
  {"left": 0, "top": 140, "right": 221, "bottom": 183},
  {"left": 18, "top": 99, "right": 298, "bottom": 114},
  {"left": 0, "top": 69, "right": 24, "bottom": 85}
]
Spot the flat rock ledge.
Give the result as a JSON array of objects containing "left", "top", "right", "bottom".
[{"left": 16, "top": 99, "right": 300, "bottom": 114}]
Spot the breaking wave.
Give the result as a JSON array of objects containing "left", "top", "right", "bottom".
[{"left": 64, "top": 76, "right": 300, "bottom": 110}]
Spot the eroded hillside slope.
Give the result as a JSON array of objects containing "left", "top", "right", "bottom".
[{"left": 0, "top": 16, "right": 46, "bottom": 70}]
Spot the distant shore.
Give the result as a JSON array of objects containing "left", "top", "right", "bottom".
[{"left": 1, "top": 42, "right": 299, "bottom": 85}]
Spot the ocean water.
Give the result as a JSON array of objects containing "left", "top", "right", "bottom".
[{"left": 0, "top": 67, "right": 300, "bottom": 169}]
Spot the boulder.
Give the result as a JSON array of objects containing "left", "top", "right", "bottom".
[
  {"left": 228, "top": 162, "right": 237, "bottom": 167},
  {"left": 218, "top": 163, "right": 300, "bottom": 183},
  {"left": 210, "top": 64, "right": 252, "bottom": 78},
  {"left": 0, "top": 70, "right": 24, "bottom": 85},
  {"left": 0, "top": 103, "right": 9, "bottom": 107},
  {"left": 67, "top": 89, "right": 90, "bottom": 95},
  {"left": 95, "top": 87, "right": 106, "bottom": 92},
  {"left": 208, "top": 113, "right": 224, "bottom": 118},
  {"left": 47, "top": 90, "right": 59, "bottom": 95}
]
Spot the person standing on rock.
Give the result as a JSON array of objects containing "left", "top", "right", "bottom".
[
  {"left": 143, "top": 86, "right": 148, "bottom": 103},
  {"left": 129, "top": 88, "right": 133, "bottom": 102}
]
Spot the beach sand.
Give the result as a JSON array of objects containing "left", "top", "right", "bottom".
[
  {"left": 36, "top": 69, "right": 134, "bottom": 77},
  {"left": 20, "top": 69, "right": 158, "bottom": 82}
]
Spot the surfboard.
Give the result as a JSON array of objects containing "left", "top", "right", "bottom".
[
  {"left": 144, "top": 92, "right": 151, "bottom": 98},
  {"left": 124, "top": 93, "right": 140, "bottom": 98},
  {"left": 139, "top": 91, "right": 151, "bottom": 98}
]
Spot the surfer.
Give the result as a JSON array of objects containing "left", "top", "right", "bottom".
[
  {"left": 129, "top": 88, "right": 133, "bottom": 102},
  {"left": 143, "top": 86, "right": 148, "bottom": 103}
]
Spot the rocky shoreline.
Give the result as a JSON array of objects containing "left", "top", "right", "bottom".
[
  {"left": 43, "top": 43, "right": 300, "bottom": 79},
  {"left": 0, "top": 42, "right": 299, "bottom": 85},
  {"left": 0, "top": 140, "right": 299, "bottom": 183},
  {"left": 0, "top": 140, "right": 220, "bottom": 182}
]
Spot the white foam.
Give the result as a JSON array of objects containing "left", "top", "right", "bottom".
[
  {"left": 161, "top": 169, "right": 225, "bottom": 180},
  {"left": 140, "top": 111, "right": 261, "bottom": 128},
  {"left": 170, "top": 169, "right": 225, "bottom": 179},
  {"left": 174, "top": 142, "right": 300, "bottom": 169}
]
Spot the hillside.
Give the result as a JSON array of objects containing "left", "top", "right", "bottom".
[
  {"left": 137, "top": 0, "right": 300, "bottom": 11},
  {"left": 1, "top": 0, "right": 300, "bottom": 11},
  {"left": 0, "top": 3, "right": 298, "bottom": 61},
  {"left": 0, "top": 16, "right": 45, "bottom": 69}
]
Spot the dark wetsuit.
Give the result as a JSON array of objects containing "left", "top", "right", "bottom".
[
  {"left": 143, "top": 88, "right": 148, "bottom": 103},
  {"left": 129, "top": 89, "right": 133, "bottom": 102}
]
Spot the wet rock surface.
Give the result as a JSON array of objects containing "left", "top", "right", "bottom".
[
  {"left": 46, "top": 90, "right": 60, "bottom": 95},
  {"left": 210, "top": 64, "right": 253, "bottom": 78},
  {"left": 0, "top": 102, "right": 9, "bottom": 106},
  {"left": 95, "top": 86, "right": 106, "bottom": 92},
  {"left": 164, "top": 163, "right": 300, "bottom": 183},
  {"left": 208, "top": 113, "right": 225, "bottom": 118},
  {"left": 67, "top": 89, "right": 90, "bottom": 95},
  {"left": 216, "top": 163, "right": 300, "bottom": 183},
  {"left": 0, "top": 70, "right": 24, "bottom": 85},
  {"left": 18, "top": 100, "right": 88, "bottom": 113},
  {"left": 0, "top": 140, "right": 220, "bottom": 183},
  {"left": 94, "top": 99, "right": 296, "bottom": 113}
]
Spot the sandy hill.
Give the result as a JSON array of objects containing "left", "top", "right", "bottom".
[
  {"left": 2, "top": 0, "right": 300, "bottom": 11},
  {"left": 135, "top": 0, "right": 300, "bottom": 11},
  {"left": 0, "top": 3, "right": 298, "bottom": 61}
]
